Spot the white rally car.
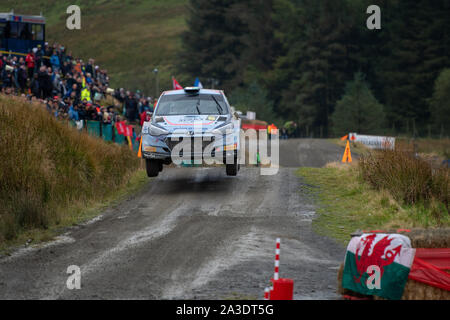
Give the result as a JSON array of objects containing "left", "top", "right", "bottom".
[{"left": 141, "top": 87, "right": 241, "bottom": 177}]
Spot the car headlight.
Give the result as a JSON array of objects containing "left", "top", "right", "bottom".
[
  {"left": 147, "top": 123, "right": 169, "bottom": 136},
  {"left": 212, "top": 122, "right": 234, "bottom": 135}
]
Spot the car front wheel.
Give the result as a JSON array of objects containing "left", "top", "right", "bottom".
[{"left": 146, "top": 159, "right": 161, "bottom": 177}]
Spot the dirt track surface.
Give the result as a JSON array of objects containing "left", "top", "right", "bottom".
[
  {"left": 279, "top": 139, "right": 346, "bottom": 167},
  {"left": 0, "top": 139, "right": 345, "bottom": 300}
]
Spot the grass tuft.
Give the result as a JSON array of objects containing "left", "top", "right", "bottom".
[
  {"left": 359, "top": 150, "right": 449, "bottom": 219},
  {"left": 298, "top": 160, "right": 449, "bottom": 245}
]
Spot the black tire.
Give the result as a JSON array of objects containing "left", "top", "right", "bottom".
[
  {"left": 226, "top": 162, "right": 238, "bottom": 176},
  {"left": 159, "top": 161, "right": 163, "bottom": 172},
  {"left": 146, "top": 159, "right": 160, "bottom": 177}
]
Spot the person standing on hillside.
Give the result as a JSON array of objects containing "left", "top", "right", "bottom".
[
  {"left": 38, "top": 66, "right": 52, "bottom": 99},
  {"left": 125, "top": 92, "right": 138, "bottom": 123},
  {"left": 86, "top": 59, "right": 94, "bottom": 78},
  {"left": 18, "top": 65, "right": 28, "bottom": 93},
  {"left": 50, "top": 51, "right": 60, "bottom": 72},
  {"left": 25, "top": 50, "right": 35, "bottom": 79},
  {"left": 44, "top": 43, "right": 52, "bottom": 68},
  {"left": 30, "top": 73, "right": 40, "bottom": 97},
  {"left": 81, "top": 85, "right": 92, "bottom": 103},
  {"left": 34, "top": 44, "right": 43, "bottom": 71}
]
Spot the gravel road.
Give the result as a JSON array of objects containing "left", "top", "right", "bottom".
[{"left": 0, "top": 139, "right": 346, "bottom": 299}]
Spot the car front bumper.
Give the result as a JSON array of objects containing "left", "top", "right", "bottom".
[{"left": 141, "top": 134, "right": 239, "bottom": 163}]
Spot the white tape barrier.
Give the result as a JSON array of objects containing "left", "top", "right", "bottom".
[{"left": 349, "top": 133, "right": 395, "bottom": 150}]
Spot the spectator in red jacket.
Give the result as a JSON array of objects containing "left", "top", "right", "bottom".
[
  {"left": 26, "top": 50, "right": 35, "bottom": 79},
  {"left": 140, "top": 110, "right": 152, "bottom": 126}
]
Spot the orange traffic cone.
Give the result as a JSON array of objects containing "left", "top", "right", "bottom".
[
  {"left": 342, "top": 140, "right": 352, "bottom": 163},
  {"left": 137, "top": 137, "right": 142, "bottom": 158}
]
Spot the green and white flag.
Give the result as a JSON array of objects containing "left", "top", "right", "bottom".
[{"left": 342, "top": 233, "right": 416, "bottom": 300}]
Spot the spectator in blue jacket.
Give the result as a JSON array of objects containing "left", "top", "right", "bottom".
[
  {"left": 50, "top": 51, "right": 60, "bottom": 72},
  {"left": 68, "top": 103, "right": 79, "bottom": 121}
]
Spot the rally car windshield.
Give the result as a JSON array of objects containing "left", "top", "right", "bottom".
[{"left": 155, "top": 94, "right": 228, "bottom": 116}]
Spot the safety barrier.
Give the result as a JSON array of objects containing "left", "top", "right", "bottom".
[{"left": 69, "top": 120, "right": 140, "bottom": 151}]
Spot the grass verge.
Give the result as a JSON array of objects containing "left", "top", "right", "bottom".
[
  {"left": 0, "top": 168, "right": 148, "bottom": 254},
  {"left": 297, "top": 162, "right": 449, "bottom": 245},
  {"left": 0, "top": 95, "right": 148, "bottom": 251}
]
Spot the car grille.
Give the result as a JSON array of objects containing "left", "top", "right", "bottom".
[{"left": 166, "top": 137, "right": 215, "bottom": 154}]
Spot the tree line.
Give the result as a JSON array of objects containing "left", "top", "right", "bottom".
[{"left": 178, "top": 0, "right": 450, "bottom": 137}]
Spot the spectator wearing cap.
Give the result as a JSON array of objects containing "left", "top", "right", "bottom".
[
  {"left": 34, "top": 44, "right": 43, "bottom": 71},
  {"left": 44, "top": 43, "right": 52, "bottom": 68}
]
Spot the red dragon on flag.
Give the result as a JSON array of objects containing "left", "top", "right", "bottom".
[
  {"left": 354, "top": 234, "right": 402, "bottom": 283},
  {"left": 342, "top": 233, "right": 415, "bottom": 299}
]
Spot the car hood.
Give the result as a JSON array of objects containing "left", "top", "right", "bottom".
[{"left": 154, "top": 115, "right": 227, "bottom": 133}]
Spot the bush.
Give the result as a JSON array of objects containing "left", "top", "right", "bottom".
[
  {"left": 0, "top": 95, "right": 140, "bottom": 242},
  {"left": 359, "top": 150, "right": 449, "bottom": 221}
]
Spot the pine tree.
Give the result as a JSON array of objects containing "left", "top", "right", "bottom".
[
  {"left": 429, "top": 69, "right": 450, "bottom": 136},
  {"left": 270, "top": 0, "right": 359, "bottom": 136},
  {"left": 374, "top": 0, "right": 450, "bottom": 133},
  {"left": 331, "top": 72, "right": 385, "bottom": 135},
  {"left": 178, "top": 0, "right": 250, "bottom": 91}
]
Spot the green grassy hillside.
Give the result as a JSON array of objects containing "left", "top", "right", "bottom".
[{"left": 0, "top": 0, "right": 188, "bottom": 95}]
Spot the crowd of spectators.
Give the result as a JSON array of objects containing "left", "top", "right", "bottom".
[{"left": 0, "top": 42, "right": 155, "bottom": 127}]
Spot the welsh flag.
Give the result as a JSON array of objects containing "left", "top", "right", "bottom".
[
  {"left": 172, "top": 77, "right": 183, "bottom": 90},
  {"left": 124, "top": 125, "right": 133, "bottom": 137},
  {"left": 115, "top": 121, "right": 126, "bottom": 135},
  {"left": 342, "top": 233, "right": 416, "bottom": 300}
]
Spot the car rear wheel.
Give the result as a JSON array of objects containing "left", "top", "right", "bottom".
[{"left": 146, "top": 159, "right": 160, "bottom": 177}]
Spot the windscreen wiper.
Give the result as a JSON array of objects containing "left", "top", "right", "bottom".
[
  {"left": 211, "top": 95, "right": 223, "bottom": 114},
  {"left": 195, "top": 99, "right": 201, "bottom": 115}
]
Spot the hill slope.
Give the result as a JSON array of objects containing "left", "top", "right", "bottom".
[
  {"left": 0, "top": 0, "right": 188, "bottom": 94},
  {"left": 0, "top": 95, "right": 141, "bottom": 244}
]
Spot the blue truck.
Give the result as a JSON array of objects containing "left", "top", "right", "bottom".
[{"left": 0, "top": 11, "right": 45, "bottom": 54}]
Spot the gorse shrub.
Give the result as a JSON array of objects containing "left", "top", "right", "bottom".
[
  {"left": 359, "top": 150, "right": 449, "bottom": 222},
  {"left": 0, "top": 96, "right": 140, "bottom": 242}
]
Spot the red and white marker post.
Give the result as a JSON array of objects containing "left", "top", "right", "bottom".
[
  {"left": 274, "top": 238, "right": 281, "bottom": 280},
  {"left": 269, "top": 238, "right": 294, "bottom": 300}
]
